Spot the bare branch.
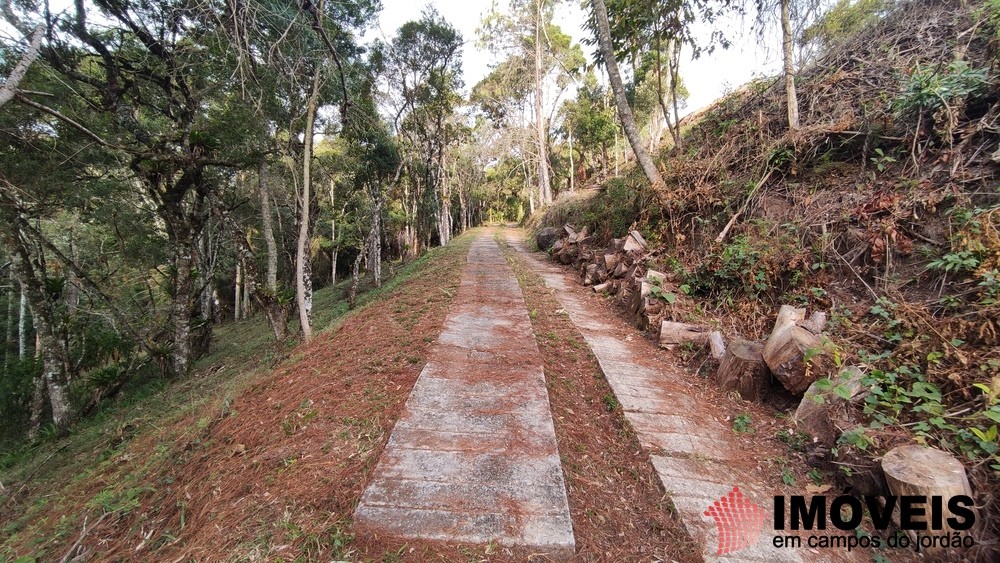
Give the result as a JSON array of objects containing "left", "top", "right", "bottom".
[{"left": 14, "top": 94, "right": 129, "bottom": 152}]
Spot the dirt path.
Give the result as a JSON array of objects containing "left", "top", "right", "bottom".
[{"left": 354, "top": 234, "right": 575, "bottom": 554}]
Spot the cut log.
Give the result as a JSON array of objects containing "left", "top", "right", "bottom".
[
  {"left": 800, "top": 311, "right": 828, "bottom": 334},
  {"left": 774, "top": 304, "right": 806, "bottom": 329},
  {"left": 613, "top": 261, "right": 628, "bottom": 278},
  {"left": 709, "top": 331, "right": 726, "bottom": 360},
  {"left": 622, "top": 230, "right": 647, "bottom": 253},
  {"left": 593, "top": 281, "right": 612, "bottom": 293},
  {"left": 603, "top": 253, "right": 619, "bottom": 272},
  {"left": 629, "top": 279, "right": 651, "bottom": 317},
  {"left": 644, "top": 269, "right": 666, "bottom": 285},
  {"left": 882, "top": 445, "right": 975, "bottom": 539},
  {"left": 583, "top": 263, "right": 599, "bottom": 286},
  {"left": 763, "top": 305, "right": 826, "bottom": 394},
  {"left": 596, "top": 264, "right": 609, "bottom": 283},
  {"left": 715, "top": 339, "right": 769, "bottom": 402},
  {"left": 659, "top": 321, "right": 710, "bottom": 349},
  {"left": 794, "top": 366, "right": 866, "bottom": 449}
]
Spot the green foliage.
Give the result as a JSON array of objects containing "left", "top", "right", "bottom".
[
  {"left": 927, "top": 250, "right": 980, "bottom": 273},
  {"left": 801, "top": 0, "right": 888, "bottom": 51},
  {"left": 856, "top": 348, "right": 1000, "bottom": 467},
  {"left": 894, "top": 61, "right": 992, "bottom": 119},
  {"left": 732, "top": 413, "right": 753, "bottom": 433},
  {"left": 781, "top": 466, "right": 797, "bottom": 486},
  {"left": 87, "top": 485, "right": 155, "bottom": 515},
  {"left": 777, "top": 428, "right": 809, "bottom": 452},
  {"left": 683, "top": 232, "right": 805, "bottom": 302},
  {"left": 868, "top": 148, "right": 896, "bottom": 172}
]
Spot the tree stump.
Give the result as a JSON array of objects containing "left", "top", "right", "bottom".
[
  {"left": 794, "top": 366, "right": 866, "bottom": 449},
  {"left": 763, "top": 305, "right": 826, "bottom": 394},
  {"left": 882, "top": 445, "right": 975, "bottom": 537},
  {"left": 715, "top": 339, "right": 769, "bottom": 401}
]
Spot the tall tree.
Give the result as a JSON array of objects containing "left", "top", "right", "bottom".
[
  {"left": 381, "top": 8, "right": 463, "bottom": 253},
  {"left": 589, "top": 0, "right": 665, "bottom": 190},
  {"left": 781, "top": 0, "right": 799, "bottom": 129}
]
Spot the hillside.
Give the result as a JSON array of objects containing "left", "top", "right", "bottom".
[{"left": 534, "top": 0, "right": 999, "bottom": 557}]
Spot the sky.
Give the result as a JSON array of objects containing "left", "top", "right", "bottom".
[{"left": 365, "top": 0, "right": 784, "bottom": 116}]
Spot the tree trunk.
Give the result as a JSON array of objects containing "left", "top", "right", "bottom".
[
  {"left": 781, "top": 0, "right": 799, "bottom": 130},
  {"left": 8, "top": 245, "right": 74, "bottom": 436},
  {"left": 369, "top": 187, "right": 383, "bottom": 288},
  {"left": 241, "top": 258, "right": 251, "bottom": 316},
  {"left": 349, "top": 250, "right": 363, "bottom": 309},
  {"left": 653, "top": 19, "right": 680, "bottom": 150},
  {"left": 591, "top": 0, "right": 665, "bottom": 190},
  {"left": 18, "top": 286, "right": 27, "bottom": 360},
  {"left": 534, "top": 0, "right": 552, "bottom": 206},
  {"left": 171, "top": 238, "right": 195, "bottom": 375},
  {"left": 568, "top": 125, "right": 575, "bottom": 192},
  {"left": 259, "top": 163, "right": 278, "bottom": 293},
  {"left": 234, "top": 261, "right": 243, "bottom": 321},
  {"left": 4, "top": 275, "right": 14, "bottom": 369},
  {"left": 27, "top": 372, "right": 45, "bottom": 441},
  {"left": 296, "top": 68, "right": 322, "bottom": 343},
  {"left": 197, "top": 225, "right": 217, "bottom": 324},
  {"left": 0, "top": 25, "right": 44, "bottom": 109}
]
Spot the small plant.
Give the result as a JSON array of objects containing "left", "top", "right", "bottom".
[
  {"left": 602, "top": 393, "right": 619, "bottom": 412},
  {"left": 781, "top": 467, "right": 797, "bottom": 486},
  {"left": 732, "top": 413, "right": 753, "bottom": 433},
  {"left": 927, "top": 250, "right": 980, "bottom": 273},
  {"left": 776, "top": 428, "right": 809, "bottom": 452},
  {"left": 869, "top": 148, "right": 897, "bottom": 172}
]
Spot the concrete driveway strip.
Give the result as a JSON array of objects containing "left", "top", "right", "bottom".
[
  {"left": 354, "top": 234, "right": 575, "bottom": 555},
  {"left": 505, "top": 232, "right": 815, "bottom": 563}
]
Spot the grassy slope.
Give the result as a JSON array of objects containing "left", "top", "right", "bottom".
[{"left": 0, "top": 233, "right": 474, "bottom": 562}]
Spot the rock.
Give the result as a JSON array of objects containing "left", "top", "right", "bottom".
[{"left": 536, "top": 227, "right": 560, "bottom": 251}]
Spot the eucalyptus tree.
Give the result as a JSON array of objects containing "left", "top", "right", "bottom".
[
  {"left": 587, "top": 0, "right": 665, "bottom": 190},
  {"left": 216, "top": 0, "right": 379, "bottom": 342},
  {"left": 750, "top": 0, "right": 825, "bottom": 129},
  {"left": 380, "top": 8, "right": 463, "bottom": 254},
  {"left": 479, "top": 0, "right": 583, "bottom": 207},
  {"left": 558, "top": 72, "right": 618, "bottom": 179}
]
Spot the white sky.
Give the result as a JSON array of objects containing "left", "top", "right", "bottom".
[{"left": 366, "top": 0, "right": 784, "bottom": 116}]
